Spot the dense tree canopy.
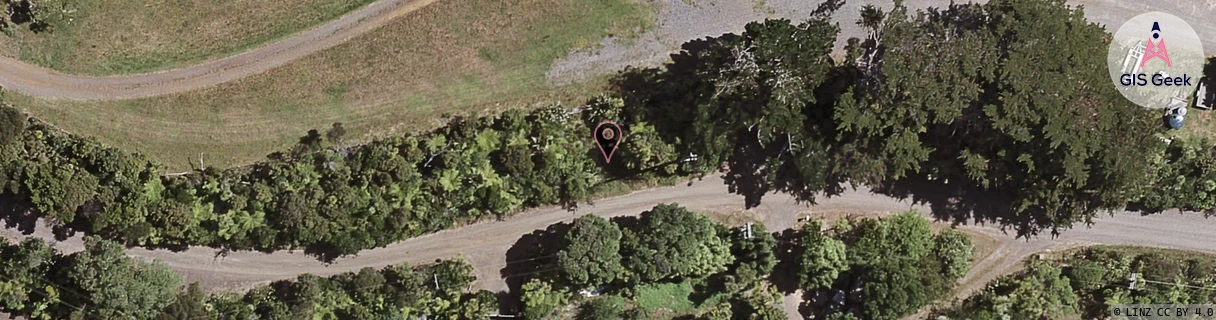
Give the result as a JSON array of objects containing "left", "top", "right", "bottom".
[
  {"left": 620, "top": 203, "right": 734, "bottom": 282},
  {"left": 0, "top": 237, "right": 179, "bottom": 319},
  {"left": 913, "top": 246, "right": 1216, "bottom": 319},
  {"left": 730, "top": 221, "right": 777, "bottom": 277},
  {"left": 0, "top": 103, "right": 625, "bottom": 259},
  {"left": 797, "top": 220, "right": 847, "bottom": 290},
  {"left": 62, "top": 237, "right": 182, "bottom": 319},
  {"left": 0, "top": 233, "right": 494, "bottom": 320},
  {"left": 948, "top": 259, "right": 1079, "bottom": 320},
  {"left": 605, "top": 0, "right": 1188, "bottom": 241},
  {"left": 833, "top": 0, "right": 1168, "bottom": 236},
  {"left": 0, "top": 105, "right": 23, "bottom": 147},
  {"left": 557, "top": 215, "right": 623, "bottom": 288},
  {"left": 935, "top": 229, "right": 974, "bottom": 278},
  {"left": 790, "top": 212, "right": 973, "bottom": 320}
]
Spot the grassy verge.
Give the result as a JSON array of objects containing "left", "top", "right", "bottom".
[
  {"left": 0, "top": 0, "right": 377, "bottom": 75},
  {"left": 1180, "top": 108, "right": 1216, "bottom": 140},
  {"left": 8, "top": 0, "right": 654, "bottom": 171},
  {"left": 1061, "top": 244, "right": 1216, "bottom": 262},
  {"left": 635, "top": 282, "right": 696, "bottom": 315}
]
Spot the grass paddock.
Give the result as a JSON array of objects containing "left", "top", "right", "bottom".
[
  {"left": 0, "top": 0, "right": 377, "bottom": 75},
  {"left": 10, "top": 0, "right": 654, "bottom": 171}
]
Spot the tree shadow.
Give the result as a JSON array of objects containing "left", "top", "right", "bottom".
[
  {"left": 1199, "top": 57, "right": 1216, "bottom": 109},
  {"left": 869, "top": 173, "right": 1057, "bottom": 238},
  {"left": 723, "top": 130, "right": 772, "bottom": 209},
  {"left": 0, "top": 195, "right": 38, "bottom": 235},
  {"left": 500, "top": 222, "right": 571, "bottom": 295},
  {"left": 7, "top": 1, "right": 34, "bottom": 25},
  {"left": 303, "top": 243, "right": 345, "bottom": 264},
  {"left": 494, "top": 291, "right": 516, "bottom": 315},
  {"left": 769, "top": 229, "right": 802, "bottom": 295}
]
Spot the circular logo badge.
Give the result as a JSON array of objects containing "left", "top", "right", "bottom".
[{"left": 1106, "top": 12, "right": 1205, "bottom": 109}]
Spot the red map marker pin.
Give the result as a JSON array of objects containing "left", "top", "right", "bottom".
[{"left": 594, "top": 121, "right": 623, "bottom": 163}]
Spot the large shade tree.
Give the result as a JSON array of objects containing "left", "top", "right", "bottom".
[
  {"left": 620, "top": 203, "right": 733, "bottom": 282},
  {"left": 557, "top": 215, "right": 624, "bottom": 288}
]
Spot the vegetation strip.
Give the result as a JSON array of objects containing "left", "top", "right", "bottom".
[
  {"left": 938, "top": 246, "right": 1216, "bottom": 319},
  {"left": 0, "top": 203, "right": 974, "bottom": 319}
]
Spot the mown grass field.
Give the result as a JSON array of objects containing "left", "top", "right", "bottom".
[
  {"left": 8, "top": 0, "right": 654, "bottom": 171},
  {"left": 0, "top": 0, "right": 376, "bottom": 75}
]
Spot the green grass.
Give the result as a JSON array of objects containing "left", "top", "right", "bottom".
[
  {"left": 0, "top": 0, "right": 376, "bottom": 75},
  {"left": 634, "top": 282, "right": 695, "bottom": 315},
  {"left": 1179, "top": 109, "right": 1216, "bottom": 141},
  {"left": 10, "top": 0, "right": 655, "bottom": 171}
]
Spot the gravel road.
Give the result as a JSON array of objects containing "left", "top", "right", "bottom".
[
  {"left": 4, "top": 175, "right": 1216, "bottom": 319},
  {"left": 0, "top": 0, "right": 438, "bottom": 99}
]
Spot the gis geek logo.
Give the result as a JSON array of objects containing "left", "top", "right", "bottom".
[
  {"left": 1143, "top": 22, "right": 1171, "bottom": 67},
  {"left": 1120, "top": 21, "right": 1191, "bottom": 87},
  {"left": 1107, "top": 12, "right": 1204, "bottom": 109}
]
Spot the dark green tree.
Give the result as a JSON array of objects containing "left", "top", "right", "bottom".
[
  {"left": 797, "top": 220, "right": 847, "bottom": 290},
  {"left": 579, "top": 297, "right": 624, "bottom": 320},
  {"left": 61, "top": 237, "right": 182, "bottom": 320},
  {"left": 934, "top": 229, "right": 974, "bottom": 278},
  {"left": 731, "top": 222, "right": 777, "bottom": 276},
  {"left": 0, "top": 105, "right": 23, "bottom": 146},
  {"left": 620, "top": 204, "right": 733, "bottom": 282},
  {"left": 156, "top": 283, "right": 210, "bottom": 320},
  {"left": 557, "top": 215, "right": 623, "bottom": 288},
  {"left": 521, "top": 278, "right": 568, "bottom": 320},
  {"left": 947, "top": 259, "right": 1079, "bottom": 319}
]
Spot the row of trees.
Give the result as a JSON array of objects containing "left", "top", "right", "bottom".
[
  {"left": 795, "top": 212, "right": 973, "bottom": 320},
  {"left": 0, "top": 204, "right": 972, "bottom": 320},
  {"left": 519, "top": 204, "right": 973, "bottom": 320},
  {"left": 611, "top": 0, "right": 1216, "bottom": 238},
  {"left": 0, "top": 101, "right": 684, "bottom": 258},
  {"left": 167, "top": 259, "right": 498, "bottom": 320},
  {"left": 387, "top": 0, "right": 1191, "bottom": 238},
  {"left": 938, "top": 246, "right": 1216, "bottom": 319},
  {"left": 522, "top": 204, "right": 775, "bottom": 319},
  {"left": 0, "top": 203, "right": 1205, "bottom": 319},
  {"left": 0, "top": 237, "right": 181, "bottom": 320},
  {"left": 0, "top": 235, "right": 496, "bottom": 319}
]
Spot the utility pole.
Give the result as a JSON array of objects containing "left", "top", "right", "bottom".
[
  {"left": 434, "top": 274, "right": 440, "bottom": 290},
  {"left": 745, "top": 222, "right": 753, "bottom": 239},
  {"left": 1129, "top": 273, "right": 1138, "bottom": 290}
]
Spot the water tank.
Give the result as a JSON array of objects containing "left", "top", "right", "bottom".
[{"left": 1167, "top": 113, "right": 1185, "bottom": 129}]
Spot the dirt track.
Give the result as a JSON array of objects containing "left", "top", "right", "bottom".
[
  {"left": 0, "top": 0, "right": 439, "bottom": 99},
  {"left": 5, "top": 176, "right": 1216, "bottom": 315},
  {"left": 0, "top": 0, "right": 1212, "bottom": 100}
]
